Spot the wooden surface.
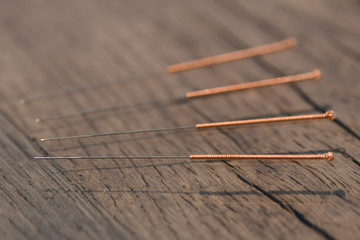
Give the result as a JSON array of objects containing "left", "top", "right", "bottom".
[{"left": 0, "top": 0, "right": 359, "bottom": 239}]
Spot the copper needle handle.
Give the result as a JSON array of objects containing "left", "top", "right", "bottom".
[
  {"left": 190, "top": 152, "right": 334, "bottom": 161},
  {"left": 187, "top": 69, "right": 321, "bottom": 98},
  {"left": 167, "top": 37, "right": 296, "bottom": 73},
  {"left": 196, "top": 110, "right": 335, "bottom": 129}
]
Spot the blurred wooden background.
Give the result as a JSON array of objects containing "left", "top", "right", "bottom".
[{"left": 0, "top": 0, "right": 359, "bottom": 239}]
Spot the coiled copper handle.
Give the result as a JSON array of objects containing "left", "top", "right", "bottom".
[
  {"left": 190, "top": 152, "right": 334, "bottom": 161},
  {"left": 196, "top": 111, "right": 335, "bottom": 129},
  {"left": 167, "top": 37, "right": 296, "bottom": 73},
  {"left": 187, "top": 69, "right": 321, "bottom": 98}
]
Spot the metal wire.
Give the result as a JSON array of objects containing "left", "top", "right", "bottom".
[
  {"left": 20, "top": 70, "right": 164, "bottom": 104},
  {"left": 40, "top": 125, "right": 195, "bottom": 142},
  {"left": 34, "top": 156, "right": 189, "bottom": 160},
  {"left": 35, "top": 96, "right": 187, "bottom": 123}
]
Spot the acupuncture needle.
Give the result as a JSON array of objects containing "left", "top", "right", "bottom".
[
  {"left": 20, "top": 37, "right": 296, "bottom": 104},
  {"left": 39, "top": 110, "right": 335, "bottom": 142},
  {"left": 35, "top": 69, "right": 321, "bottom": 123},
  {"left": 34, "top": 152, "right": 334, "bottom": 161}
]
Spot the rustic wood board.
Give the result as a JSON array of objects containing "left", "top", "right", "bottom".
[{"left": 0, "top": 0, "right": 359, "bottom": 239}]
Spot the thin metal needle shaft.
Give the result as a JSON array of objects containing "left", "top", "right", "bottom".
[
  {"left": 35, "top": 69, "right": 320, "bottom": 123},
  {"left": 41, "top": 126, "right": 195, "bottom": 141},
  {"left": 20, "top": 37, "right": 296, "bottom": 104},
  {"left": 40, "top": 110, "right": 335, "bottom": 142},
  {"left": 34, "top": 152, "right": 334, "bottom": 161},
  {"left": 20, "top": 70, "right": 163, "bottom": 104},
  {"left": 35, "top": 97, "right": 188, "bottom": 123},
  {"left": 34, "top": 156, "right": 189, "bottom": 160}
]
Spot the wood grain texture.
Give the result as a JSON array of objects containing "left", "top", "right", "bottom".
[{"left": 0, "top": 0, "right": 359, "bottom": 239}]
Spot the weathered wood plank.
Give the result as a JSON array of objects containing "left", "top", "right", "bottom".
[
  {"left": 0, "top": 0, "right": 359, "bottom": 239},
  {"left": 0, "top": 111, "right": 133, "bottom": 239}
]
